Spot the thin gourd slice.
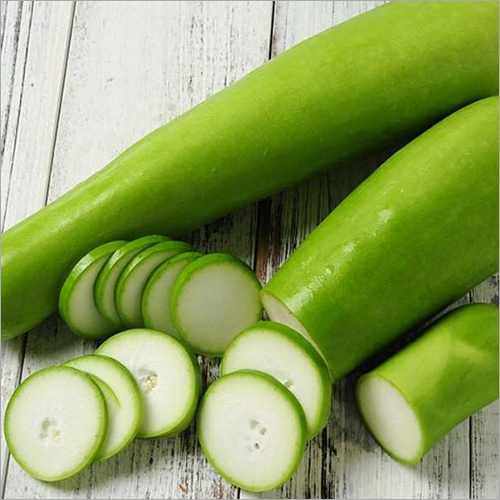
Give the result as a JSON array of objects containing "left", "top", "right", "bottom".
[
  {"left": 59, "top": 241, "right": 127, "bottom": 339},
  {"left": 197, "top": 370, "right": 307, "bottom": 492},
  {"left": 4, "top": 366, "right": 107, "bottom": 481},
  {"left": 221, "top": 321, "right": 331, "bottom": 439},
  {"left": 142, "top": 252, "right": 203, "bottom": 337},
  {"left": 64, "top": 354, "right": 143, "bottom": 461},
  {"left": 171, "top": 254, "right": 262, "bottom": 356},
  {"left": 95, "top": 235, "right": 170, "bottom": 325},
  {"left": 96, "top": 329, "right": 201, "bottom": 438},
  {"left": 116, "top": 240, "right": 193, "bottom": 328}
]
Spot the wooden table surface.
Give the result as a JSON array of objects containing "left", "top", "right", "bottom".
[{"left": 1, "top": 2, "right": 498, "bottom": 498}]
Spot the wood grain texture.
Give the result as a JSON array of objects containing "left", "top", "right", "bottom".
[
  {"left": 1, "top": 0, "right": 33, "bottom": 226},
  {"left": 469, "top": 275, "right": 500, "bottom": 500},
  {"left": 1, "top": 1, "right": 498, "bottom": 498}
]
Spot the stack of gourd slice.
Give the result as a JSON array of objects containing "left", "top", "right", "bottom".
[
  {"left": 198, "top": 321, "right": 332, "bottom": 492},
  {"left": 5, "top": 235, "right": 263, "bottom": 482},
  {"left": 4, "top": 329, "right": 202, "bottom": 481},
  {"left": 59, "top": 235, "right": 262, "bottom": 352},
  {"left": 5, "top": 234, "right": 335, "bottom": 490}
]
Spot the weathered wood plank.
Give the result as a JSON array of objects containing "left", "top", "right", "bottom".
[
  {"left": 3, "top": 2, "right": 273, "bottom": 498},
  {"left": 469, "top": 275, "right": 499, "bottom": 500},
  {"left": 1, "top": 2, "right": 8, "bottom": 51},
  {"left": 2, "top": 1, "right": 74, "bottom": 229},
  {"left": 0, "top": 3, "right": 31, "bottom": 491},
  {"left": 1, "top": 0, "right": 32, "bottom": 224},
  {"left": 1, "top": 2, "right": 74, "bottom": 495}
]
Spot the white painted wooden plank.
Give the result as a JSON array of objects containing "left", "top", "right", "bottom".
[
  {"left": 0, "top": 3, "right": 30, "bottom": 491},
  {"left": 2, "top": 0, "right": 74, "bottom": 229},
  {"left": 469, "top": 275, "right": 499, "bottom": 499},
  {"left": 1, "top": 1, "right": 74, "bottom": 495},
  {"left": 470, "top": 401, "right": 499, "bottom": 500},
  {"left": 1, "top": 2, "right": 8, "bottom": 50},
  {"left": 1, "top": 0, "right": 32, "bottom": 224},
  {"left": 3, "top": 2, "right": 272, "bottom": 498}
]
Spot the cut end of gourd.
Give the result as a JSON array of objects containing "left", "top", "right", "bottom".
[
  {"left": 357, "top": 374, "right": 423, "bottom": 464},
  {"left": 261, "top": 291, "right": 329, "bottom": 369}
]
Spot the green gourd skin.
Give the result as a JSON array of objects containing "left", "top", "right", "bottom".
[
  {"left": 262, "top": 97, "right": 499, "bottom": 381},
  {"left": 2, "top": 2, "right": 498, "bottom": 339},
  {"left": 357, "top": 304, "right": 499, "bottom": 465}
]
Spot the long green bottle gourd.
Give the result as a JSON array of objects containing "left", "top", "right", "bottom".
[
  {"left": 262, "top": 97, "right": 499, "bottom": 381},
  {"left": 2, "top": 2, "right": 498, "bottom": 338}
]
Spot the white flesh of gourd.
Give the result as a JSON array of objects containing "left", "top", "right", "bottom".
[
  {"left": 64, "top": 355, "right": 142, "bottom": 460},
  {"left": 261, "top": 292, "right": 329, "bottom": 367},
  {"left": 96, "top": 330, "right": 198, "bottom": 437},
  {"left": 222, "top": 328, "right": 327, "bottom": 437},
  {"left": 198, "top": 372, "right": 304, "bottom": 491},
  {"left": 142, "top": 258, "right": 195, "bottom": 337},
  {"left": 5, "top": 368, "right": 106, "bottom": 481},
  {"left": 174, "top": 264, "right": 261, "bottom": 354},
  {"left": 357, "top": 374, "right": 422, "bottom": 462}
]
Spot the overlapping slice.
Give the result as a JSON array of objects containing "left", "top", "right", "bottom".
[
  {"left": 221, "top": 321, "right": 331, "bottom": 439},
  {"left": 96, "top": 329, "right": 201, "bottom": 438},
  {"left": 4, "top": 367, "right": 107, "bottom": 481},
  {"left": 59, "top": 241, "right": 128, "bottom": 339},
  {"left": 95, "top": 235, "right": 171, "bottom": 326},
  {"left": 64, "top": 354, "right": 143, "bottom": 461},
  {"left": 116, "top": 240, "right": 193, "bottom": 328},
  {"left": 142, "top": 252, "right": 203, "bottom": 337}
]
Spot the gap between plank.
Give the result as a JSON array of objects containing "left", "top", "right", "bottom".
[
  {"left": 43, "top": 0, "right": 76, "bottom": 205},
  {"left": 250, "top": 0, "right": 276, "bottom": 276},
  {"left": 1, "top": 1, "right": 23, "bottom": 157}
]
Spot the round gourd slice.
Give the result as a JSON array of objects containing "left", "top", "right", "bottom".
[
  {"left": 142, "top": 252, "right": 203, "bottom": 337},
  {"left": 197, "top": 370, "right": 307, "bottom": 492},
  {"left": 95, "top": 235, "right": 170, "bottom": 326},
  {"left": 171, "top": 253, "right": 262, "bottom": 356},
  {"left": 59, "top": 241, "right": 127, "bottom": 339},
  {"left": 116, "top": 240, "right": 193, "bottom": 328},
  {"left": 221, "top": 321, "right": 331, "bottom": 439},
  {"left": 4, "top": 366, "right": 107, "bottom": 481},
  {"left": 64, "top": 354, "right": 143, "bottom": 461},
  {"left": 96, "top": 329, "right": 201, "bottom": 438}
]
